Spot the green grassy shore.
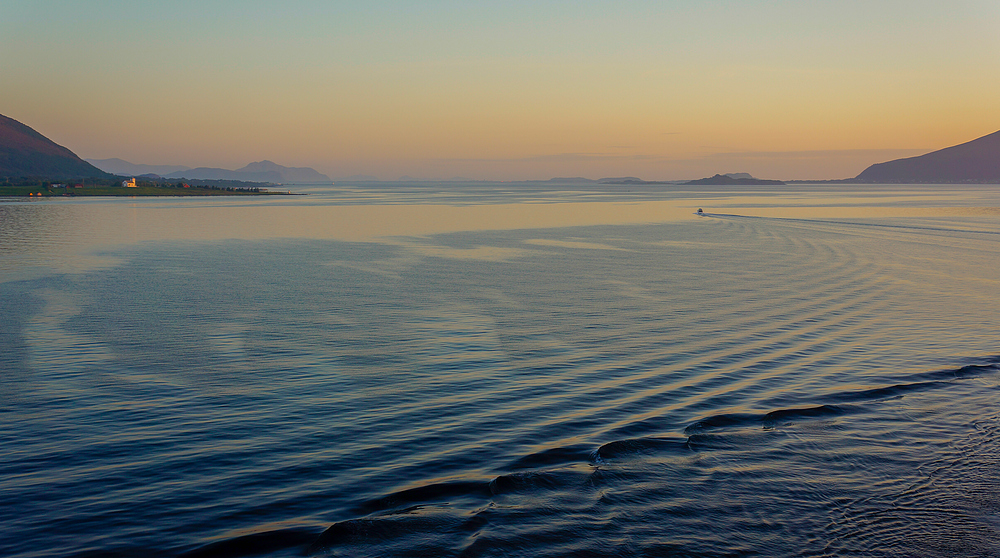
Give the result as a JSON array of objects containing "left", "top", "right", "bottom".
[{"left": 0, "top": 178, "right": 295, "bottom": 197}]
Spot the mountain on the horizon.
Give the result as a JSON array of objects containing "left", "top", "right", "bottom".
[
  {"left": 856, "top": 130, "right": 1000, "bottom": 183},
  {"left": 160, "top": 160, "right": 331, "bottom": 183},
  {"left": 684, "top": 173, "right": 785, "bottom": 186},
  {"left": 1, "top": 114, "right": 111, "bottom": 179},
  {"left": 87, "top": 158, "right": 192, "bottom": 177}
]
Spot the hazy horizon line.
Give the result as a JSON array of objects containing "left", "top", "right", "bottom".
[{"left": 86, "top": 147, "right": 933, "bottom": 184}]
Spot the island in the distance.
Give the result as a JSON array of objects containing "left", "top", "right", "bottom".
[
  {"left": 684, "top": 173, "right": 785, "bottom": 186},
  {"left": 0, "top": 113, "right": 296, "bottom": 197}
]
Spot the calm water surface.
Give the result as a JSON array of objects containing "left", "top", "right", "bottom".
[{"left": 2, "top": 182, "right": 1000, "bottom": 557}]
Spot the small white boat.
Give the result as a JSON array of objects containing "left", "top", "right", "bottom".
[{"left": 695, "top": 208, "right": 704, "bottom": 216}]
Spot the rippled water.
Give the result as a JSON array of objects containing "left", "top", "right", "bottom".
[{"left": 2, "top": 183, "right": 1000, "bottom": 557}]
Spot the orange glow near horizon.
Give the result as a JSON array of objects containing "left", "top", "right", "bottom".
[{"left": 4, "top": 1, "right": 1000, "bottom": 181}]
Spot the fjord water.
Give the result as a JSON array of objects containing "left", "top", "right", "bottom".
[{"left": 2, "top": 183, "right": 999, "bottom": 557}]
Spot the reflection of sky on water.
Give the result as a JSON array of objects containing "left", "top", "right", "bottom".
[
  {"left": 3, "top": 184, "right": 1000, "bottom": 557},
  {"left": 2, "top": 183, "right": 1000, "bottom": 283}
]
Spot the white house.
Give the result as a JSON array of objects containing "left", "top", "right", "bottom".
[{"left": 123, "top": 178, "right": 137, "bottom": 188}]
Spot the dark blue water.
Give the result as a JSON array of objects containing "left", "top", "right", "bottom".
[{"left": 2, "top": 184, "right": 1000, "bottom": 557}]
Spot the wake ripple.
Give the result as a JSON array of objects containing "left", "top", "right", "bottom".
[
  {"left": 294, "top": 357, "right": 1000, "bottom": 557},
  {"left": 6, "top": 213, "right": 1000, "bottom": 558}
]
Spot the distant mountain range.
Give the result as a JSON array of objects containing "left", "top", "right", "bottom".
[
  {"left": 1, "top": 114, "right": 111, "bottom": 179},
  {"left": 8, "top": 111, "right": 999, "bottom": 185},
  {"left": 0, "top": 114, "right": 331, "bottom": 184},
  {"left": 86, "top": 158, "right": 192, "bottom": 177},
  {"left": 685, "top": 173, "right": 785, "bottom": 186},
  {"left": 856, "top": 130, "right": 1000, "bottom": 183},
  {"left": 88, "top": 158, "right": 332, "bottom": 184}
]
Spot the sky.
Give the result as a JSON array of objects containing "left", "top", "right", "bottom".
[{"left": 4, "top": 0, "right": 1000, "bottom": 181}]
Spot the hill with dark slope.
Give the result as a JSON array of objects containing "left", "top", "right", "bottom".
[
  {"left": 857, "top": 130, "right": 1000, "bottom": 183},
  {"left": 0, "top": 114, "right": 111, "bottom": 179}
]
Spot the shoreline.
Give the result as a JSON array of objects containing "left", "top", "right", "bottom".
[{"left": 0, "top": 185, "right": 298, "bottom": 197}]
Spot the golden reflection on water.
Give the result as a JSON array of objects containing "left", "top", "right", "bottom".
[
  {"left": 0, "top": 200, "right": 692, "bottom": 281},
  {"left": 2, "top": 186, "right": 999, "bottom": 282}
]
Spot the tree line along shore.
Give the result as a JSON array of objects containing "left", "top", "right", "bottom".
[{"left": 0, "top": 177, "right": 295, "bottom": 197}]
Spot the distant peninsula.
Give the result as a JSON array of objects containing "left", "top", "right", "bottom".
[
  {"left": 855, "top": 129, "right": 1000, "bottom": 183},
  {"left": 2, "top": 177, "right": 295, "bottom": 198},
  {"left": 0, "top": 113, "right": 296, "bottom": 197},
  {"left": 684, "top": 173, "right": 785, "bottom": 186},
  {"left": 87, "top": 158, "right": 332, "bottom": 184}
]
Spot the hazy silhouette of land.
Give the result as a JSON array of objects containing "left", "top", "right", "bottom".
[
  {"left": 6, "top": 112, "right": 1000, "bottom": 185},
  {"left": 684, "top": 174, "right": 785, "bottom": 186},
  {"left": 88, "top": 158, "right": 332, "bottom": 184},
  {"left": 86, "top": 158, "right": 192, "bottom": 177}
]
